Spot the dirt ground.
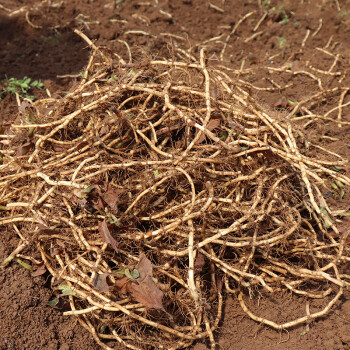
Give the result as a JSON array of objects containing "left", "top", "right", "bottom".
[{"left": 1, "top": 0, "right": 350, "bottom": 349}]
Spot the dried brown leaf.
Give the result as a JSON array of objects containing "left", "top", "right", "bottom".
[
  {"left": 129, "top": 276, "right": 165, "bottom": 311},
  {"left": 31, "top": 264, "right": 47, "bottom": 277},
  {"left": 18, "top": 100, "right": 31, "bottom": 114},
  {"left": 195, "top": 118, "right": 220, "bottom": 144},
  {"left": 52, "top": 143, "right": 72, "bottom": 152},
  {"left": 217, "top": 275, "right": 224, "bottom": 293},
  {"left": 98, "top": 219, "right": 119, "bottom": 253},
  {"left": 93, "top": 196, "right": 105, "bottom": 211},
  {"left": 194, "top": 253, "right": 205, "bottom": 273},
  {"left": 273, "top": 97, "right": 288, "bottom": 108},
  {"left": 99, "top": 124, "right": 110, "bottom": 137},
  {"left": 135, "top": 254, "right": 153, "bottom": 281},
  {"left": 16, "top": 141, "right": 33, "bottom": 156},
  {"left": 115, "top": 276, "right": 131, "bottom": 294},
  {"left": 92, "top": 273, "right": 112, "bottom": 292},
  {"left": 101, "top": 184, "right": 120, "bottom": 214}
]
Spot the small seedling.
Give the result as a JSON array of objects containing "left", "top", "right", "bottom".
[
  {"left": 281, "top": 15, "right": 289, "bottom": 24},
  {"left": 293, "top": 20, "right": 301, "bottom": 28},
  {"left": 276, "top": 36, "right": 287, "bottom": 48},
  {"left": 41, "top": 32, "right": 61, "bottom": 44},
  {"left": 107, "top": 75, "right": 118, "bottom": 83},
  {"left": 107, "top": 213, "right": 120, "bottom": 227},
  {"left": 338, "top": 10, "right": 350, "bottom": 17},
  {"left": 17, "top": 259, "right": 32, "bottom": 270},
  {"left": 2, "top": 76, "right": 44, "bottom": 101},
  {"left": 329, "top": 180, "right": 346, "bottom": 200}
]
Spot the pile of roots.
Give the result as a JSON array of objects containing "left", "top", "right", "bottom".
[{"left": 2, "top": 36, "right": 350, "bottom": 349}]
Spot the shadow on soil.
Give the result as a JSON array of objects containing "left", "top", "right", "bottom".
[{"left": 0, "top": 13, "right": 89, "bottom": 81}]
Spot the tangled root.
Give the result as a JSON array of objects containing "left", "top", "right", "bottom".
[{"left": 1, "top": 35, "right": 350, "bottom": 349}]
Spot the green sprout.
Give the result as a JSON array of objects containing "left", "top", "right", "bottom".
[
  {"left": 2, "top": 76, "right": 44, "bottom": 101},
  {"left": 281, "top": 15, "right": 289, "bottom": 24},
  {"left": 338, "top": 9, "right": 350, "bottom": 17},
  {"left": 293, "top": 20, "right": 301, "bottom": 28},
  {"left": 41, "top": 32, "right": 61, "bottom": 44},
  {"left": 115, "top": 268, "right": 139, "bottom": 279},
  {"left": 17, "top": 259, "right": 32, "bottom": 270},
  {"left": 276, "top": 36, "right": 287, "bottom": 48},
  {"left": 107, "top": 213, "right": 120, "bottom": 227}
]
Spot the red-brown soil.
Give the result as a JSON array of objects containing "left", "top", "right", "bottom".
[{"left": 1, "top": 0, "right": 350, "bottom": 349}]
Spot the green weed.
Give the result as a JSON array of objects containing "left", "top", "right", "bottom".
[
  {"left": 1, "top": 76, "right": 44, "bottom": 101},
  {"left": 41, "top": 32, "right": 61, "bottom": 43},
  {"left": 276, "top": 36, "right": 287, "bottom": 48}
]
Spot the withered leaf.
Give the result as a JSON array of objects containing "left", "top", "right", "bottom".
[
  {"left": 101, "top": 184, "right": 120, "bottom": 214},
  {"left": 129, "top": 276, "right": 165, "bottom": 311},
  {"left": 16, "top": 141, "right": 33, "bottom": 156},
  {"left": 194, "top": 253, "right": 205, "bottom": 274},
  {"left": 75, "top": 141, "right": 89, "bottom": 151},
  {"left": 52, "top": 143, "right": 72, "bottom": 152},
  {"left": 114, "top": 254, "right": 165, "bottom": 310},
  {"left": 93, "top": 196, "right": 105, "bottom": 212},
  {"left": 93, "top": 273, "right": 112, "bottom": 292},
  {"left": 99, "top": 124, "right": 110, "bottom": 137},
  {"left": 31, "top": 264, "right": 47, "bottom": 277},
  {"left": 273, "top": 97, "right": 288, "bottom": 109},
  {"left": 18, "top": 100, "right": 31, "bottom": 114},
  {"left": 37, "top": 224, "right": 61, "bottom": 235},
  {"left": 115, "top": 276, "right": 131, "bottom": 295},
  {"left": 135, "top": 254, "right": 153, "bottom": 281},
  {"left": 196, "top": 118, "right": 221, "bottom": 144},
  {"left": 217, "top": 275, "right": 224, "bottom": 293},
  {"left": 98, "top": 219, "right": 119, "bottom": 253}
]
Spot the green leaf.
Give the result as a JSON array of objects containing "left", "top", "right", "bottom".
[
  {"left": 114, "top": 267, "right": 139, "bottom": 279},
  {"left": 107, "top": 213, "right": 120, "bottom": 227},
  {"left": 82, "top": 185, "right": 93, "bottom": 194},
  {"left": 332, "top": 165, "right": 344, "bottom": 172},
  {"left": 131, "top": 269, "right": 139, "bottom": 279},
  {"left": 153, "top": 170, "right": 159, "bottom": 177},
  {"left": 124, "top": 268, "right": 133, "bottom": 279},
  {"left": 31, "top": 80, "right": 44, "bottom": 89},
  {"left": 122, "top": 268, "right": 139, "bottom": 280},
  {"left": 23, "top": 77, "right": 31, "bottom": 85},
  {"left": 299, "top": 330, "right": 307, "bottom": 337},
  {"left": 47, "top": 297, "right": 59, "bottom": 308},
  {"left": 17, "top": 259, "right": 32, "bottom": 270},
  {"left": 58, "top": 283, "right": 76, "bottom": 296}
]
